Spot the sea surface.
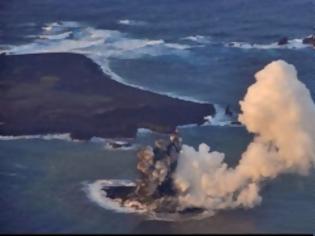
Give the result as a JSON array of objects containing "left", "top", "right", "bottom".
[{"left": 1, "top": 0, "right": 315, "bottom": 233}]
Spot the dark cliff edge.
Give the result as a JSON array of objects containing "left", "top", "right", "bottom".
[{"left": 0, "top": 53, "right": 215, "bottom": 140}]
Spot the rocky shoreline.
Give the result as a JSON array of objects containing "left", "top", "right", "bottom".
[
  {"left": 0, "top": 53, "right": 215, "bottom": 140},
  {"left": 278, "top": 34, "right": 315, "bottom": 47}
]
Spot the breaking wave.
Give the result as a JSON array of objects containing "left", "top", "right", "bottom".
[
  {"left": 182, "top": 35, "right": 212, "bottom": 44},
  {"left": 203, "top": 104, "right": 241, "bottom": 127},
  {"left": 83, "top": 179, "right": 215, "bottom": 221},
  {"left": 3, "top": 21, "right": 191, "bottom": 58},
  {"left": 89, "top": 137, "right": 137, "bottom": 150},
  {"left": 0, "top": 133, "right": 78, "bottom": 142},
  {"left": 41, "top": 21, "right": 80, "bottom": 32},
  {"left": 226, "top": 38, "right": 310, "bottom": 50},
  {"left": 136, "top": 128, "right": 158, "bottom": 136},
  {"left": 118, "top": 19, "right": 147, "bottom": 26},
  {"left": 178, "top": 111, "right": 241, "bottom": 129},
  {"left": 39, "top": 31, "right": 72, "bottom": 40},
  {"left": 83, "top": 179, "right": 147, "bottom": 214},
  {"left": 1, "top": 21, "right": 211, "bottom": 104}
]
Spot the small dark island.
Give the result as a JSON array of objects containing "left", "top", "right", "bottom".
[
  {"left": 277, "top": 35, "right": 315, "bottom": 47},
  {"left": 302, "top": 35, "right": 315, "bottom": 47},
  {"left": 0, "top": 53, "right": 215, "bottom": 140}
]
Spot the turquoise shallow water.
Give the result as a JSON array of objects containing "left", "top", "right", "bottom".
[{"left": 0, "top": 126, "right": 314, "bottom": 234}]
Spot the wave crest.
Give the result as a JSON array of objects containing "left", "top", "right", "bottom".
[
  {"left": 226, "top": 38, "right": 309, "bottom": 50},
  {"left": 1, "top": 21, "right": 210, "bottom": 104},
  {"left": 118, "top": 19, "right": 147, "bottom": 26}
]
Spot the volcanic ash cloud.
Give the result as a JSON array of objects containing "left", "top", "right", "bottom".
[{"left": 174, "top": 60, "right": 315, "bottom": 211}]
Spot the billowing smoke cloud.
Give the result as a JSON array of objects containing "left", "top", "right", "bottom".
[{"left": 174, "top": 60, "right": 315, "bottom": 211}]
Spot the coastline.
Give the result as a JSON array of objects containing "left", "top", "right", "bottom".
[{"left": 0, "top": 52, "right": 215, "bottom": 140}]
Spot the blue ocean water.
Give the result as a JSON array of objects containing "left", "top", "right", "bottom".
[{"left": 0, "top": 0, "right": 315, "bottom": 233}]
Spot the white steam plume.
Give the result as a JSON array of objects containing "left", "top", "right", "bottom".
[{"left": 174, "top": 60, "right": 315, "bottom": 211}]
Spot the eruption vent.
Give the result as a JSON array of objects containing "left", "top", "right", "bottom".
[{"left": 174, "top": 60, "right": 315, "bottom": 211}]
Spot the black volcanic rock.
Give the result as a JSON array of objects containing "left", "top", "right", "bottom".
[
  {"left": 278, "top": 37, "right": 288, "bottom": 45},
  {"left": 302, "top": 35, "right": 315, "bottom": 47},
  {"left": 0, "top": 53, "right": 215, "bottom": 139},
  {"left": 103, "top": 185, "right": 136, "bottom": 200}
]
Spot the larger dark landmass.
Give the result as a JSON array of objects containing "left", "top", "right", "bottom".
[{"left": 0, "top": 53, "right": 215, "bottom": 140}]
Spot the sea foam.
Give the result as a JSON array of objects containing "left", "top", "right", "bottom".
[
  {"left": 226, "top": 38, "right": 309, "bottom": 50},
  {"left": 118, "top": 19, "right": 147, "bottom": 26},
  {"left": 0, "top": 133, "right": 77, "bottom": 142},
  {"left": 2, "top": 21, "right": 205, "bottom": 105},
  {"left": 83, "top": 179, "right": 146, "bottom": 214},
  {"left": 182, "top": 35, "right": 212, "bottom": 44}
]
